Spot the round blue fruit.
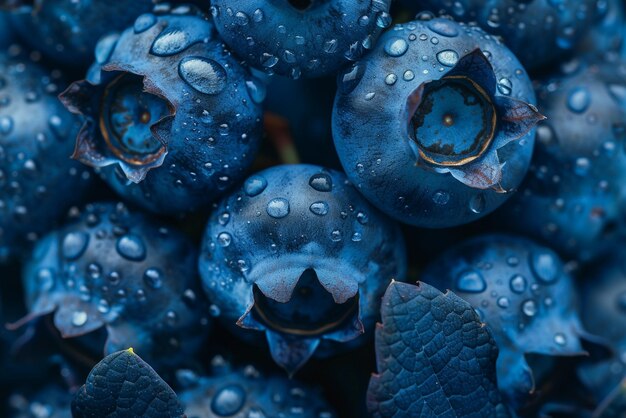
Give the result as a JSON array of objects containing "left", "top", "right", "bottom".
[
  {"left": 198, "top": 164, "right": 407, "bottom": 375},
  {"left": 59, "top": 9, "right": 265, "bottom": 215},
  {"left": 410, "top": 0, "right": 602, "bottom": 70},
  {"left": 209, "top": 0, "right": 392, "bottom": 78},
  {"left": 8, "top": 0, "right": 154, "bottom": 68},
  {"left": 333, "top": 16, "right": 542, "bottom": 228},
  {"left": 500, "top": 56, "right": 626, "bottom": 262},
  {"left": 18, "top": 202, "right": 210, "bottom": 370},
  {"left": 0, "top": 46, "right": 92, "bottom": 262}
]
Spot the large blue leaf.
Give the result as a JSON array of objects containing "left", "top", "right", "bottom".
[
  {"left": 367, "top": 281, "right": 511, "bottom": 418},
  {"left": 71, "top": 348, "right": 185, "bottom": 418}
]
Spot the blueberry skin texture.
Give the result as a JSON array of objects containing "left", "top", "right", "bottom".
[
  {"left": 209, "top": 0, "right": 392, "bottom": 79},
  {"left": 7, "top": 0, "right": 154, "bottom": 69},
  {"left": 60, "top": 11, "right": 264, "bottom": 216},
  {"left": 333, "top": 17, "right": 538, "bottom": 228},
  {"left": 578, "top": 250, "right": 626, "bottom": 407},
  {"left": 0, "top": 48, "right": 92, "bottom": 262},
  {"left": 178, "top": 366, "right": 337, "bottom": 417},
  {"left": 422, "top": 234, "right": 593, "bottom": 410},
  {"left": 413, "top": 0, "right": 601, "bottom": 71},
  {"left": 198, "top": 164, "right": 407, "bottom": 374},
  {"left": 500, "top": 57, "right": 626, "bottom": 262},
  {"left": 19, "top": 202, "right": 210, "bottom": 370}
]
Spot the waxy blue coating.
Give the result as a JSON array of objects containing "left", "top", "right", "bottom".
[{"left": 210, "top": 0, "right": 392, "bottom": 78}]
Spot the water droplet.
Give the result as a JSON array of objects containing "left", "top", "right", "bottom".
[
  {"left": 530, "top": 251, "right": 559, "bottom": 284},
  {"left": 244, "top": 175, "right": 267, "bottom": 196},
  {"left": 428, "top": 20, "right": 459, "bottom": 37},
  {"left": 151, "top": 28, "right": 192, "bottom": 56},
  {"left": 522, "top": 299, "right": 537, "bottom": 317},
  {"left": 497, "top": 297, "right": 510, "bottom": 308},
  {"left": 267, "top": 198, "right": 290, "bottom": 218},
  {"left": 456, "top": 270, "right": 486, "bottom": 293},
  {"left": 62, "top": 232, "right": 89, "bottom": 260},
  {"left": 134, "top": 13, "right": 157, "bottom": 34},
  {"left": 469, "top": 194, "right": 485, "bottom": 214},
  {"left": 497, "top": 78, "right": 513, "bottom": 96},
  {"left": 217, "top": 232, "right": 232, "bottom": 247},
  {"left": 211, "top": 384, "right": 246, "bottom": 416},
  {"left": 432, "top": 190, "right": 450, "bottom": 205},
  {"left": 554, "top": 332, "right": 567, "bottom": 346},
  {"left": 309, "top": 173, "right": 333, "bottom": 192},
  {"left": 403, "top": 70, "right": 415, "bottom": 81},
  {"left": 574, "top": 157, "right": 590, "bottom": 176},
  {"left": 436, "top": 49, "right": 459, "bottom": 67},
  {"left": 331, "top": 229, "right": 342, "bottom": 242},
  {"left": 509, "top": 275, "right": 527, "bottom": 294},
  {"left": 209, "top": 304, "right": 221, "bottom": 317},
  {"left": 116, "top": 234, "right": 146, "bottom": 261},
  {"left": 357, "top": 212, "right": 368, "bottom": 224},
  {"left": 144, "top": 268, "right": 163, "bottom": 289},
  {"left": 0, "top": 116, "right": 13, "bottom": 136},
  {"left": 37, "top": 268, "right": 54, "bottom": 291},
  {"left": 72, "top": 311, "right": 88, "bottom": 327},
  {"left": 261, "top": 53, "right": 279, "bottom": 68},
  {"left": 385, "top": 73, "right": 397, "bottom": 85},
  {"left": 179, "top": 57, "right": 227, "bottom": 95},
  {"left": 384, "top": 37, "right": 408, "bottom": 57},
  {"left": 567, "top": 87, "right": 590, "bottom": 113},
  {"left": 218, "top": 212, "right": 230, "bottom": 226},
  {"left": 351, "top": 232, "right": 362, "bottom": 242},
  {"left": 310, "top": 201, "right": 329, "bottom": 216},
  {"left": 245, "top": 79, "right": 266, "bottom": 104}
]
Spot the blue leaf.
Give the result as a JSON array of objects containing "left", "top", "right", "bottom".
[
  {"left": 367, "top": 281, "right": 511, "bottom": 418},
  {"left": 71, "top": 348, "right": 185, "bottom": 418}
]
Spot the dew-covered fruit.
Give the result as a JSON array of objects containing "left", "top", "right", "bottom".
[
  {"left": 422, "top": 234, "right": 596, "bottom": 410},
  {"left": 198, "top": 164, "right": 407, "bottom": 375},
  {"left": 209, "top": 0, "right": 392, "bottom": 79},
  {"left": 333, "top": 17, "right": 542, "bottom": 228},
  {"left": 178, "top": 360, "right": 337, "bottom": 417},
  {"left": 0, "top": 46, "right": 92, "bottom": 263},
  {"left": 15, "top": 202, "right": 210, "bottom": 370},
  {"left": 6, "top": 0, "right": 154, "bottom": 68},
  {"left": 410, "top": 0, "right": 602, "bottom": 71},
  {"left": 59, "top": 9, "right": 264, "bottom": 215},
  {"left": 500, "top": 56, "right": 626, "bottom": 262}
]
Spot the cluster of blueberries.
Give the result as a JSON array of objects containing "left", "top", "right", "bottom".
[{"left": 1, "top": 0, "right": 626, "bottom": 417}]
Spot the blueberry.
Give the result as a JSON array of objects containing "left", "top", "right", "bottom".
[
  {"left": 578, "top": 249, "right": 626, "bottom": 407},
  {"left": 500, "top": 56, "right": 626, "bottom": 262},
  {"left": 422, "top": 234, "right": 596, "bottom": 410},
  {"left": 198, "top": 164, "right": 407, "bottom": 375},
  {"left": 579, "top": 0, "right": 625, "bottom": 55},
  {"left": 333, "top": 17, "right": 543, "bottom": 228},
  {"left": 409, "top": 1, "right": 602, "bottom": 71},
  {"left": 6, "top": 0, "right": 154, "bottom": 68},
  {"left": 59, "top": 10, "right": 264, "bottom": 215},
  {"left": 177, "top": 358, "right": 337, "bottom": 417},
  {"left": 210, "top": 0, "right": 392, "bottom": 79},
  {"left": 14, "top": 202, "right": 210, "bottom": 370},
  {"left": 0, "top": 47, "right": 92, "bottom": 263}
]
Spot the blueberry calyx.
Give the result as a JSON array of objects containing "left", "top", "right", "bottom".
[
  {"left": 60, "top": 69, "right": 174, "bottom": 183},
  {"left": 407, "top": 49, "right": 545, "bottom": 191}
]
